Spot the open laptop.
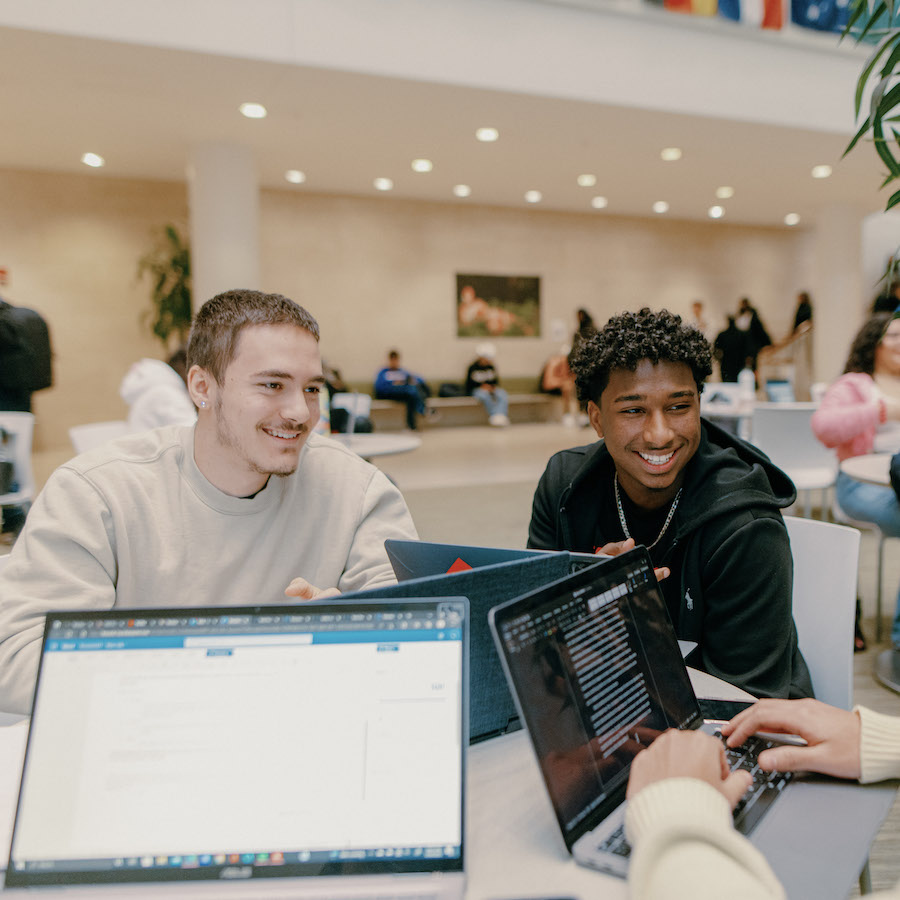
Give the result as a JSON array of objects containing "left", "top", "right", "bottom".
[
  {"left": 5, "top": 599, "right": 468, "bottom": 898},
  {"left": 385, "top": 539, "right": 600, "bottom": 581},
  {"left": 340, "top": 552, "right": 597, "bottom": 743},
  {"left": 489, "top": 547, "right": 794, "bottom": 879}
]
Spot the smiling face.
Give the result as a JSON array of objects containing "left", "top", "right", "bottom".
[
  {"left": 875, "top": 318, "right": 900, "bottom": 376},
  {"left": 588, "top": 359, "right": 701, "bottom": 510},
  {"left": 189, "top": 324, "right": 325, "bottom": 497}
]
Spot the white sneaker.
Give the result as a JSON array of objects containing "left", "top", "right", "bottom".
[
  {"left": 561, "top": 413, "right": 576, "bottom": 427},
  {"left": 489, "top": 414, "right": 510, "bottom": 427}
]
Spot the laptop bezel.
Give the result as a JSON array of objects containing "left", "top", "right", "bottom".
[{"left": 6, "top": 599, "right": 468, "bottom": 889}]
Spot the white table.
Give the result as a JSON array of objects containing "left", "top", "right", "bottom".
[
  {"left": 840, "top": 452, "right": 892, "bottom": 487},
  {"left": 330, "top": 432, "right": 422, "bottom": 460}
]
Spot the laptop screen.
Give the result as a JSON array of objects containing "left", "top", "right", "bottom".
[
  {"left": 7, "top": 600, "right": 466, "bottom": 888},
  {"left": 490, "top": 548, "right": 698, "bottom": 848}
]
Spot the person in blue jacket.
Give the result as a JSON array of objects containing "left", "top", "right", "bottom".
[{"left": 374, "top": 350, "right": 435, "bottom": 431}]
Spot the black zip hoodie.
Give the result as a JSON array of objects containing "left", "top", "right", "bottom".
[{"left": 528, "top": 419, "right": 813, "bottom": 699}]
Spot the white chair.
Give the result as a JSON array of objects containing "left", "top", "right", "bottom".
[
  {"left": 785, "top": 516, "right": 860, "bottom": 710},
  {"left": 68, "top": 420, "right": 129, "bottom": 454},
  {"left": 329, "top": 393, "right": 372, "bottom": 433},
  {"left": 0, "top": 412, "right": 35, "bottom": 510},
  {"left": 831, "top": 499, "right": 899, "bottom": 643},
  {"left": 750, "top": 402, "right": 837, "bottom": 519}
]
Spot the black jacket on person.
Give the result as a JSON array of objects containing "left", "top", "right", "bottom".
[{"left": 527, "top": 419, "right": 813, "bottom": 700}]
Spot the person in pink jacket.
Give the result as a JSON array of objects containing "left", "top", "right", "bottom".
[{"left": 811, "top": 311, "right": 900, "bottom": 648}]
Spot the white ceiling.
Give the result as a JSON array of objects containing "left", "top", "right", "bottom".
[{"left": 0, "top": 24, "right": 886, "bottom": 227}]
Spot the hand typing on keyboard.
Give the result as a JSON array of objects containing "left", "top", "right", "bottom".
[
  {"left": 720, "top": 697, "right": 862, "bottom": 780},
  {"left": 626, "top": 729, "right": 752, "bottom": 810}
]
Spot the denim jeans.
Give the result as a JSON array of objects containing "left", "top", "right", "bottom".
[
  {"left": 473, "top": 386, "right": 509, "bottom": 418},
  {"left": 836, "top": 471, "right": 900, "bottom": 647},
  {"left": 375, "top": 384, "right": 427, "bottom": 430}
]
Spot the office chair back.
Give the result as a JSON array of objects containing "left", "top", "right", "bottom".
[
  {"left": 0, "top": 412, "right": 35, "bottom": 506},
  {"left": 785, "top": 516, "right": 859, "bottom": 709}
]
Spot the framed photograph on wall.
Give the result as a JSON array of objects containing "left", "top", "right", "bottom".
[{"left": 456, "top": 274, "right": 540, "bottom": 338}]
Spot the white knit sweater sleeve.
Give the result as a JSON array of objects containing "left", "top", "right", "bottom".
[{"left": 626, "top": 777, "right": 786, "bottom": 899}]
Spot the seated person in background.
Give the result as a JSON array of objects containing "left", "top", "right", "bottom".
[
  {"left": 0, "top": 289, "right": 417, "bottom": 714},
  {"left": 625, "top": 698, "right": 900, "bottom": 899},
  {"left": 540, "top": 345, "right": 584, "bottom": 426},
  {"left": 528, "top": 308, "right": 811, "bottom": 699},
  {"left": 466, "top": 342, "right": 510, "bottom": 427},
  {"left": 812, "top": 310, "right": 900, "bottom": 650},
  {"left": 119, "top": 349, "right": 197, "bottom": 432},
  {"left": 374, "top": 349, "right": 435, "bottom": 431}
]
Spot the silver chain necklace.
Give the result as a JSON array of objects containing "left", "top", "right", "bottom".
[{"left": 614, "top": 474, "right": 682, "bottom": 550}]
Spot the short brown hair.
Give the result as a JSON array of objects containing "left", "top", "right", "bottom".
[{"left": 187, "top": 289, "right": 320, "bottom": 384}]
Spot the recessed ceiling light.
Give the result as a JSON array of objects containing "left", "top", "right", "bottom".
[
  {"left": 811, "top": 165, "right": 832, "bottom": 179},
  {"left": 716, "top": 186, "right": 734, "bottom": 199},
  {"left": 784, "top": 213, "right": 801, "bottom": 226},
  {"left": 453, "top": 184, "right": 472, "bottom": 198},
  {"left": 524, "top": 190, "right": 542, "bottom": 203},
  {"left": 411, "top": 158, "right": 433, "bottom": 173},
  {"left": 81, "top": 152, "right": 105, "bottom": 168},
  {"left": 660, "top": 147, "right": 682, "bottom": 162},
  {"left": 708, "top": 205, "right": 725, "bottom": 219},
  {"left": 285, "top": 170, "right": 306, "bottom": 184},
  {"left": 591, "top": 196, "right": 609, "bottom": 209},
  {"left": 652, "top": 201, "right": 670, "bottom": 214},
  {"left": 373, "top": 177, "right": 394, "bottom": 191},
  {"left": 239, "top": 102, "right": 267, "bottom": 119},
  {"left": 475, "top": 127, "right": 499, "bottom": 142},
  {"left": 577, "top": 174, "right": 597, "bottom": 187}
]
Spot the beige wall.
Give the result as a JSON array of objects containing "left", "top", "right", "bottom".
[
  {"left": 1, "top": 167, "right": 810, "bottom": 452},
  {"left": 0, "top": 168, "right": 188, "bottom": 451},
  {"left": 262, "top": 190, "right": 810, "bottom": 383}
]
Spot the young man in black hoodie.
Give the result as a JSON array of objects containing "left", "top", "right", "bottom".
[{"left": 528, "top": 308, "right": 812, "bottom": 699}]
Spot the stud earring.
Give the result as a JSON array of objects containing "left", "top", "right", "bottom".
[{"left": 200, "top": 401, "right": 207, "bottom": 409}]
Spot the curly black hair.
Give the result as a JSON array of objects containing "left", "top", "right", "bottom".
[
  {"left": 844, "top": 312, "right": 893, "bottom": 376},
  {"left": 571, "top": 307, "right": 713, "bottom": 404}
]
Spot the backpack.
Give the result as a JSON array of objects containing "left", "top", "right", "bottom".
[{"left": 0, "top": 301, "right": 53, "bottom": 393}]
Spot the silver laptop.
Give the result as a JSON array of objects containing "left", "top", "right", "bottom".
[
  {"left": 489, "top": 547, "right": 793, "bottom": 879},
  {"left": 6, "top": 599, "right": 468, "bottom": 898}
]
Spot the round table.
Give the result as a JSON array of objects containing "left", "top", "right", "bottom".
[
  {"left": 839, "top": 452, "right": 892, "bottom": 487},
  {"left": 840, "top": 452, "right": 899, "bottom": 694},
  {"left": 330, "top": 432, "right": 422, "bottom": 460}
]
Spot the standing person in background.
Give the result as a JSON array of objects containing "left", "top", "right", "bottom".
[
  {"left": 374, "top": 349, "right": 436, "bottom": 431},
  {"left": 571, "top": 308, "right": 597, "bottom": 358},
  {"left": 0, "top": 296, "right": 53, "bottom": 538},
  {"left": 792, "top": 291, "right": 813, "bottom": 334},
  {"left": 119, "top": 350, "right": 197, "bottom": 432},
  {"left": 713, "top": 316, "right": 751, "bottom": 383},
  {"left": 812, "top": 310, "right": 900, "bottom": 652},
  {"left": 735, "top": 297, "right": 772, "bottom": 373},
  {"left": 466, "top": 342, "right": 510, "bottom": 427}
]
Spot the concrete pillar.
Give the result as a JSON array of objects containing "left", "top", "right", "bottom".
[
  {"left": 187, "top": 142, "right": 260, "bottom": 308},
  {"left": 809, "top": 205, "right": 867, "bottom": 385}
]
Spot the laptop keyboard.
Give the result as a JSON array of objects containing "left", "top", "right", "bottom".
[
  {"left": 594, "top": 729, "right": 792, "bottom": 860},
  {"left": 716, "top": 729, "right": 793, "bottom": 835}
]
